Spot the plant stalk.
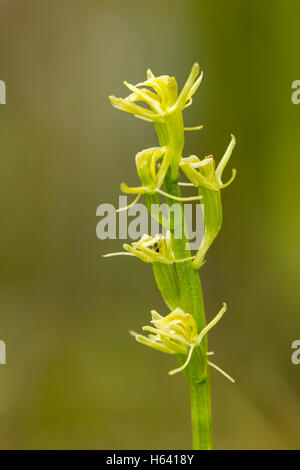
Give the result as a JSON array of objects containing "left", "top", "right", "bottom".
[{"left": 154, "top": 116, "right": 213, "bottom": 450}]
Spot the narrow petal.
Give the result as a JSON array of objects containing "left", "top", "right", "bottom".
[
  {"left": 220, "top": 168, "right": 237, "bottom": 189},
  {"left": 124, "top": 81, "right": 162, "bottom": 114},
  {"left": 208, "top": 361, "right": 235, "bottom": 383},
  {"left": 174, "top": 63, "right": 200, "bottom": 111},
  {"left": 131, "top": 331, "right": 174, "bottom": 354},
  {"left": 109, "top": 95, "right": 160, "bottom": 121},
  {"left": 168, "top": 345, "right": 195, "bottom": 375},
  {"left": 215, "top": 134, "right": 236, "bottom": 185},
  {"left": 186, "top": 71, "right": 203, "bottom": 102},
  {"left": 196, "top": 303, "right": 227, "bottom": 346}
]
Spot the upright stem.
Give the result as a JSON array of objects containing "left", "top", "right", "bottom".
[
  {"left": 154, "top": 117, "right": 213, "bottom": 450},
  {"left": 189, "top": 376, "right": 213, "bottom": 450}
]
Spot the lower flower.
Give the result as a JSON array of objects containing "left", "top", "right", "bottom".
[{"left": 130, "top": 304, "right": 235, "bottom": 382}]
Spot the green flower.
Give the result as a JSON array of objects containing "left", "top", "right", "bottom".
[
  {"left": 109, "top": 63, "right": 203, "bottom": 122},
  {"left": 180, "top": 134, "right": 236, "bottom": 191},
  {"left": 103, "top": 232, "right": 195, "bottom": 265},
  {"left": 130, "top": 303, "right": 234, "bottom": 381},
  {"left": 178, "top": 135, "right": 237, "bottom": 270},
  {"left": 119, "top": 146, "right": 202, "bottom": 205}
]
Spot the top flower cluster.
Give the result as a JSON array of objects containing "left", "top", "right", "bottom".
[{"left": 109, "top": 62, "right": 203, "bottom": 122}]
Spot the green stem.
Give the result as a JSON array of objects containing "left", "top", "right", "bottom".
[
  {"left": 189, "top": 376, "right": 213, "bottom": 450},
  {"left": 154, "top": 117, "right": 213, "bottom": 450}
]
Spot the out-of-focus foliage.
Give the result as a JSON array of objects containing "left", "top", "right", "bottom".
[{"left": 0, "top": 0, "right": 299, "bottom": 449}]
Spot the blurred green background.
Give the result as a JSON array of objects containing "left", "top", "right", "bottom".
[{"left": 0, "top": 0, "right": 299, "bottom": 449}]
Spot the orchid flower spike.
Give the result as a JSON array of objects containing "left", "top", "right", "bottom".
[
  {"left": 180, "top": 135, "right": 237, "bottom": 191},
  {"left": 109, "top": 63, "right": 203, "bottom": 122},
  {"left": 130, "top": 303, "right": 234, "bottom": 381},
  {"left": 103, "top": 232, "right": 195, "bottom": 265}
]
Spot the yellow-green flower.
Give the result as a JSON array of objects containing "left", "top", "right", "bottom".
[
  {"left": 118, "top": 145, "right": 203, "bottom": 207},
  {"left": 103, "top": 232, "right": 195, "bottom": 265},
  {"left": 180, "top": 134, "right": 236, "bottom": 191},
  {"left": 130, "top": 303, "right": 234, "bottom": 381},
  {"left": 109, "top": 63, "right": 203, "bottom": 122}
]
